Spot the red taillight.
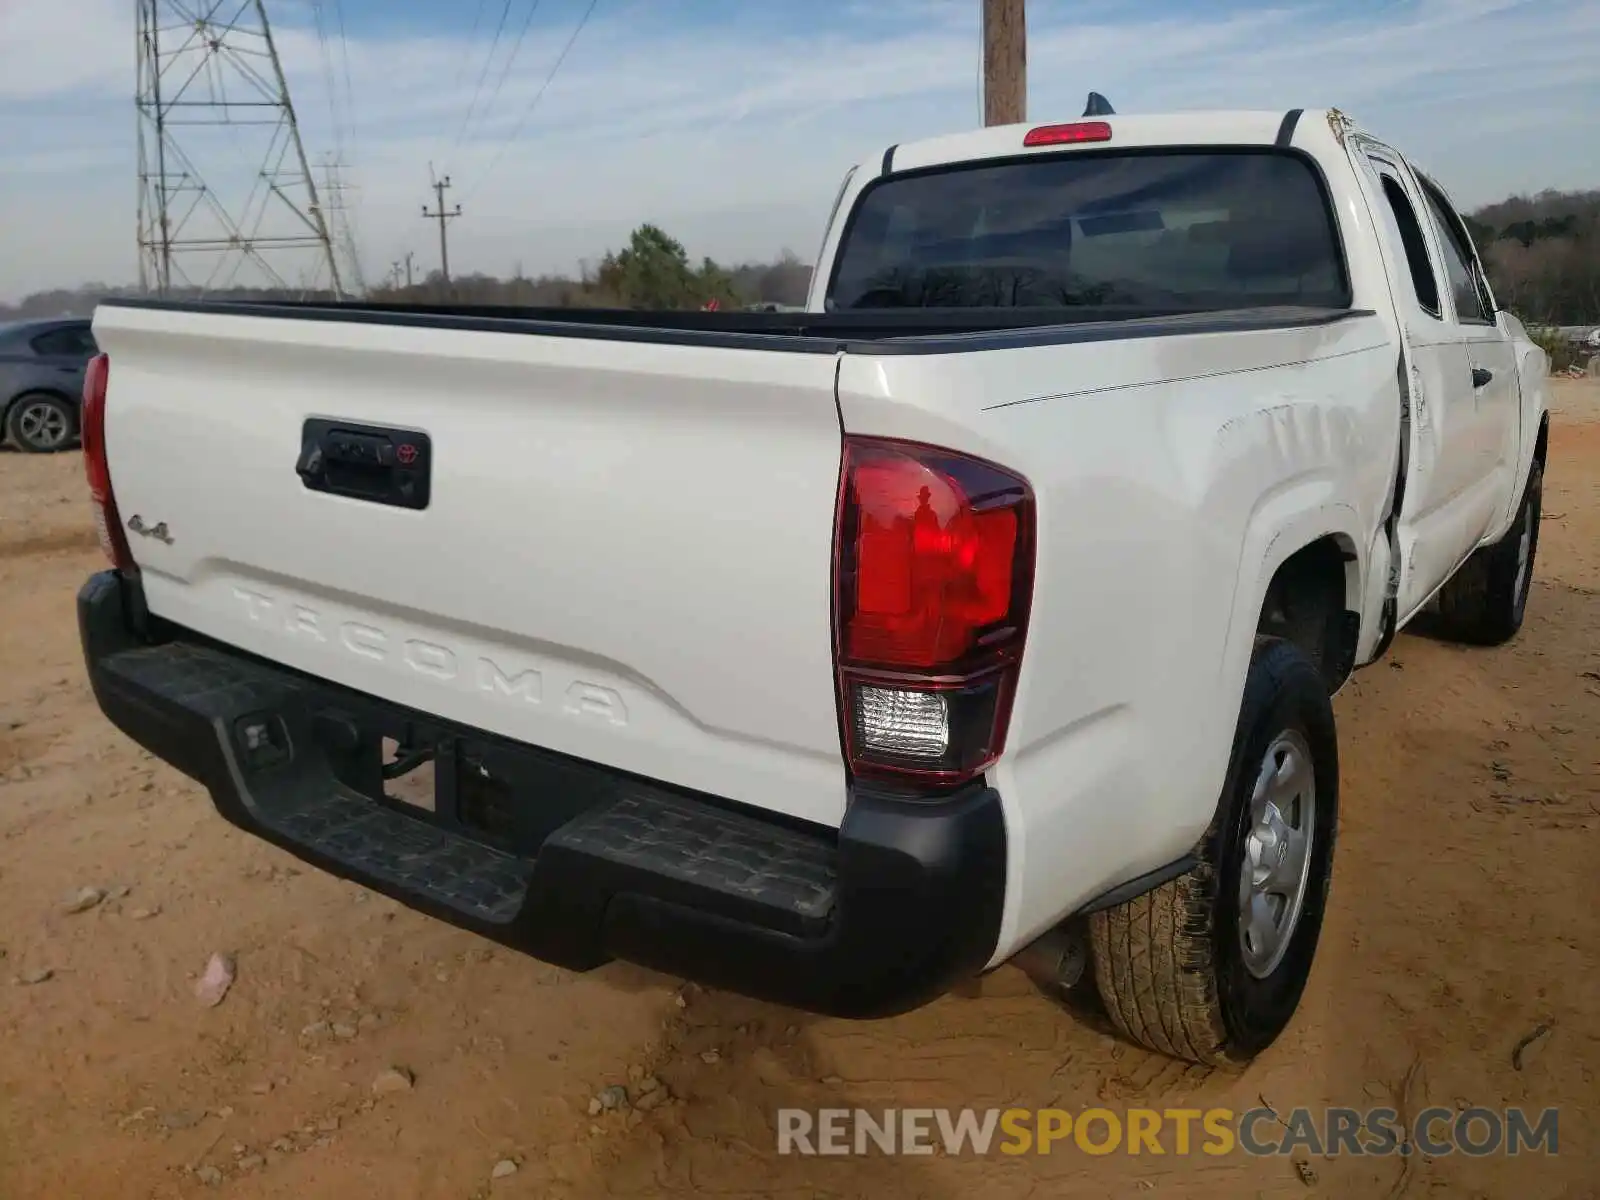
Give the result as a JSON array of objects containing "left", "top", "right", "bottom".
[
  {"left": 1023, "top": 121, "right": 1112, "bottom": 147},
  {"left": 81, "top": 352, "right": 133, "bottom": 572},
  {"left": 833, "top": 437, "right": 1035, "bottom": 788}
]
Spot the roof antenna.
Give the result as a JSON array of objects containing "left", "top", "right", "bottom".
[{"left": 1083, "top": 92, "right": 1116, "bottom": 117}]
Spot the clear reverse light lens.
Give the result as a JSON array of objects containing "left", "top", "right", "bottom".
[{"left": 856, "top": 686, "right": 949, "bottom": 759}]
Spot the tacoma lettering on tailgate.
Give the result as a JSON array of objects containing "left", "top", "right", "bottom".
[{"left": 229, "top": 585, "right": 628, "bottom": 725}]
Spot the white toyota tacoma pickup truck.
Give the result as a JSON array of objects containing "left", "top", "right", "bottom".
[{"left": 79, "top": 105, "right": 1549, "bottom": 1065}]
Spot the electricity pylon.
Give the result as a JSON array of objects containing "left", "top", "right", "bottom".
[{"left": 135, "top": 0, "right": 344, "bottom": 297}]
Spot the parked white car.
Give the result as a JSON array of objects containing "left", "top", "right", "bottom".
[{"left": 78, "top": 104, "right": 1548, "bottom": 1065}]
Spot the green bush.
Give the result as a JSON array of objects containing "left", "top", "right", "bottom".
[{"left": 1523, "top": 325, "right": 1581, "bottom": 372}]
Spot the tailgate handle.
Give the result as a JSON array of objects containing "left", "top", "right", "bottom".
[{"left": 296, "top": 419, "right": 431, "bottom": 510}]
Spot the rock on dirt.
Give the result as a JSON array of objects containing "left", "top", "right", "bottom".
[
  {"left": 63, "top": 886, "right": 105, "bottom": 914},
  {"left": 491, "top": 1159, "right": 518, "bottom": 1179},
  {"left": 634, "top": 1087, "right": 669, "bottom": 1112},
  {"left": 371, "top": 1066, "right": 415, "bottom": 1096},
  {"left": 194, "top": 1165, "right": 223, "bottom": 1186},
  {"left": 194, "top": 952, "right": 236, "bottom": 1007},
  {"left": 14, "top": 967, "right": 54, "bottom": 986}
]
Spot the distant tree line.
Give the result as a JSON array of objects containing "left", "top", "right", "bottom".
[
  {"left": 368, "top": 225, "right": 813, "bottom": 311},
  {"left": 0, "top": 225, "right": 813, "bottom": 320},
  {"left": 1465, "top": 188, "right": 1600, "bottom": 331}
]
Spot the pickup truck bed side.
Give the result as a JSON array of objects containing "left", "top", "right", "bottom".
[{"left": 837, "top": 312, "right": 1399, "bottom": 954}]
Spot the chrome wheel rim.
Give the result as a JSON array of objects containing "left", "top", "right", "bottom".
[
  {"left": 1238, "top": 729, "right": 1316, "bottom": 979},
  {"left": 16, "top": 400, "right": 70, "bottom": 449}
]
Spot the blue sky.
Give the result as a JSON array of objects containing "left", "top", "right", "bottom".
[{"left": 1, "top": 0, "right": 1596, "bottom": 298}]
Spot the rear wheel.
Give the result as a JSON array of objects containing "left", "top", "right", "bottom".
[
  {"left": 1429, "top": 460, "right": 1543, "bottom": 646},
  {"left": 1089, "top": 637, "right": 1338, "bottom": 1065},
  {"left": 5, "top": 393, "right": 77, "bottom": 453}
]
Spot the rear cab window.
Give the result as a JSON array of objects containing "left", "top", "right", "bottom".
[{"left": 826, "top": 149, "right": 1350, "bottom": 315}]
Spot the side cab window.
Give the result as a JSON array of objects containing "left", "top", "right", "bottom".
[
  {"left": 1414, "top": 173, "right": 1497, "bottom": 325},
  {"left": 1374, "top": 169, "right": 1442, "bottom": 318}
]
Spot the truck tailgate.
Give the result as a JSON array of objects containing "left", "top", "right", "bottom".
[{"left": 93, "top": 304, "right": 850, "bottom": 826}]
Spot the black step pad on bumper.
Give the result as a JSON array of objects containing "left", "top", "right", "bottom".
[
  {"left": 275, "top": 787, "right": 532, "bottom": 924},
  {"left": 79, "top": 570, "right": 1006, "bottom": 1018},
  {"left": 549, "top": 794, "right": 837, "bottom": 925}
]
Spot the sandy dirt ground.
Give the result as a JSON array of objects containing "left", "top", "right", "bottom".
[{"left": 1, "top": 382, "right": 1596, "bottom": 1199}]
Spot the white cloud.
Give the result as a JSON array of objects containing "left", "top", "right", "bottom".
[{"left": 1, "top": 0, "right": 1596, "bottom": 299}]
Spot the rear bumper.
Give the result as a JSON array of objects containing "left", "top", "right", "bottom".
[{"left": 79, "top": 570, "right": 1006, "bottom": 1018}]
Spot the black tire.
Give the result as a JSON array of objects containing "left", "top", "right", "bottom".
[
  {"left": 4, "top": 392, "right": 78, "bottom": 453},
  {"left": 1089, "top": 637, "right": 1339, "bottom": 1065},
  {"left": 1430, "top": 460, "right": 1543, "bottom": 646}
]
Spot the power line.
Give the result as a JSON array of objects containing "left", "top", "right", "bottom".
[
  {"left": 331, "top": 0, "right": 358, "bottom": 144},
  {"left": 452, "top": 0, "right": 516, "bottom": 150},
  {"left": 453, "top": 0, "right": 493, "bottom": 89},
  {"left": 301, "top": 1, "right": 368, "bottom": 293},
  {"left": 462, "top": 0, "right": 545, "bottom": 151},
  {"left": 309, "top": 0, "right": 350, "bottom": 159},
  {"left": 436, "top": 0, "right": 493, "bottom": 174},
  {"left": 327, "top": 0, "right": 365, "bottom": 277},
  {"left": 462, "top": 0, "right": 600, "bottom": 203}
]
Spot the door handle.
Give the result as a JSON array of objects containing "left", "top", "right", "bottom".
[{"left": 1471, "top": 366, "right": 1493, "bottom": 388}]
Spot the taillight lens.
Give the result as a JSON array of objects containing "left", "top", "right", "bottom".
[
  {"left": 833, "top": 437, "right": 1035, "bottom": 788},
  {"left": 81, "top": 352, "right": 134, "bottom": 572}
]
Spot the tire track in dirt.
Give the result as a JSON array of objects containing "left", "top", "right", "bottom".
[{"left": 0, "top": 528, "right": 99, "bottom": 561}]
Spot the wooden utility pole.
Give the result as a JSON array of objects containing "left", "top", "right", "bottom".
[
  {"left": 981, "top": 0, "right": 1026, "bottom": 126},
  {"left": 421, "top": 176, "right": 462, "bottom": 285}
]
